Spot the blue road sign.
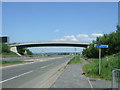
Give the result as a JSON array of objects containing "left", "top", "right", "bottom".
[{"left": 94, "top": 44, "right": 108, "bottom": 48}]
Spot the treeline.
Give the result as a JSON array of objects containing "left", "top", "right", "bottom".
[{"left": 82, "top": 25, "right": 120, "bottom": 58}]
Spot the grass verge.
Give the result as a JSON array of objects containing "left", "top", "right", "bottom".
[
  {"left": 68, "top": 56, "right": 82, "bottom": 64},
  {"left": 0, "top": 60, "right": 33, "bottom": 66},
  {"left": 82, "top": 53, "right": 120, "bottom": 81},
  {"left": 1, "top": 52, "right": 19, "bottom": 58}
]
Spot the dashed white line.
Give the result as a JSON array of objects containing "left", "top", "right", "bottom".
[
  {"left": 41, "top": 65, "right": 49, "bottom": 68},
  {"left": 0, "top": 62, "right": 35, "bottom": 69},
  {"left": 0, "top": 70, "right": 33, "bottom": 83},
  {"left": 41, "top": 63, "right": 54, "bottom": 68}
]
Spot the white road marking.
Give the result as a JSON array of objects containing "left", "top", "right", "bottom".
[
  {"left": 41, "top": 65, "right": 49, "bottom": 68},
  {"left": 41, "top": 63, "right": 54, "bottom": 68},
  {"left": 0, "top": 57, "right": 60, "bottom": 69},
  {"left": 0, "top": 62, "right": 35, "bottom": 69},
  {"left": 0, "top": 70, "right": 33, "bottom": 83},
  {"left": 87, "top": 77, "right": 93, "bottom": 88}
]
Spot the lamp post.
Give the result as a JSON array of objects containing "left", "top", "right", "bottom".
[{"left": 75, "top": 48, "right": 76, "bottom": 61}]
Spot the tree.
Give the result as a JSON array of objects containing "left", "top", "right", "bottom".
[
  {"left": 116, "top": 25, "right": 120, "bottom": 32},
  {"left": 0, "top": 43, "right": 10, "bottom": 53},
  {"left": 26, "top": 49, "right": 33, "bottom": 55},
  {"left": 18, "top": 48, "right": 33, "bottom": 55},
  {"left": 82, "top": 25, "right": 120, "bottom": 58}
]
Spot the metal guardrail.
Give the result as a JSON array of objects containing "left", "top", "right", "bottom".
[{"left": 112, "top": 69, "right": 120, "bottom": 90}]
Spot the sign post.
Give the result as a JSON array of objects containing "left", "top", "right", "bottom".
[
  {"left": 94, "top": 44, "right": 108, "bottom": 74},
  {"left": 99, "top": 48, "right": 101, "bottom": 75}
]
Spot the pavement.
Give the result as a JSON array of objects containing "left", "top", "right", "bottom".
[
  {"left": 1, "top": 55, "right": 73, "bottom": 88},
  {"left": 51, "top": 57, "right": 112, "bottom": 88}
]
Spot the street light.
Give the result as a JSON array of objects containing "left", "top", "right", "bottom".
[
  {"left": 42, "top": 49, "right": 44, "bottom": 56},
  {"left": 75, "top": 48, "right": 76, "bottom": 61}
]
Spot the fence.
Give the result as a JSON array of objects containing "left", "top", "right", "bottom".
[{"left": 112, "top": 69, "right": 120, "bottom": 90}]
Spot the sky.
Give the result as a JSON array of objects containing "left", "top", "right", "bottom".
[{"left": 2, "top": 2, "right": 118, "bottom": 53}]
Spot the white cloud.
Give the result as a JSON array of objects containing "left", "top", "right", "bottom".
[
  {"left": 64, "top": 35, "right": 75, "bottom": 38},
  {"left": 71, "top": 38, "right": 79, "bottom": 41},
  {"left": 76, "top": 34, "right": 89, "bottom": 38},
  {"left": 54, "top": 38, "right": 66, "bottom": 41},
  {"left": 53, "top": 33, "right": 103, "bottom": 43},
  {"left": 91, "top": 33, "right": 103, "bottom": 37},
  {"left": 64, "top": 35, "right": 79, "bottom": 41},
  {"left": 53, "top": 35, "right": 78, "bottom": 42}
]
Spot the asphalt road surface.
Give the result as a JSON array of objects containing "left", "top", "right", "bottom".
[
  {"left": 1, "top": 56, "right": 62, "bottom": 61},
  {"left": 1, "top": 55, "right": 73, "bottom": 88}
]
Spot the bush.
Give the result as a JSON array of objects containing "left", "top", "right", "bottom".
[
  {"left": 18, "top": 48, "right": 33, "bottom": 55},
  {"left": 0, "top": 43, "right": 10, "bottom": 53},
  {"left": 82, "top": 25, "right": 120, "bottom": 58},
  {"left": 82, "top": 53, "right": 120, "bottom": 80}
]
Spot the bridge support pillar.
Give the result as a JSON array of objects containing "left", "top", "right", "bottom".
[{"left": 10, "top": 46, "right": 22, "bottom": 56}]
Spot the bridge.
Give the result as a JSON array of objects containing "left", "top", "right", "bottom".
[{"left": 10, "top": 42, "right": 90, "bottom": 56}]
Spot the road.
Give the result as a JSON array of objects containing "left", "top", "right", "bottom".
[
  {"left": 1, "top": 56, "right": 62, "bottom": 61},
  {"left": 1, "top": 55, "right": 73, "bottom": 88}
]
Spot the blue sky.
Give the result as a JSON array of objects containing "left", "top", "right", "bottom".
[{"left": 2, "top": 2, "right": 118, "bottom": 53}]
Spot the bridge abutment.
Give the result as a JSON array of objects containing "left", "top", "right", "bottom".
[{"left": 10, "top": 46, "right": 22, "bottom": 56}]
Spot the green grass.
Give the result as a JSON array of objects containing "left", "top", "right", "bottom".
[
  {"left": 0, "top": 60, "right": 33, "bottom": 66},
  {"left": 68, "top": 56, "right": 82, "bottom": 64},
  {"left": 1, "top": 52, "right": 19, "bottom": 58},
  {"left": 82, "top": 53, "right": 120, "bottom": 81}
]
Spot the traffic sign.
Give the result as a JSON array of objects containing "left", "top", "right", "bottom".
[
  {"left": 94, "top": 44, "right": 109, "bottom": 75},
  {"left": 94, "top": 44, "right": 108, "bottom": 48}
]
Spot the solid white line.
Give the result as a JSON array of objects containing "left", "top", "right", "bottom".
[
  {"left": 0, "top": 62, "right": 35, "bottom": 69},
  {"left": 0, "top": 70, "right": 33, "bottom": 83},
  {"left": 0, "top": 57, "right": 58, "bottom": 69},
  {"left": 87, "top": 77, "right": 93, "bottom": 88}
]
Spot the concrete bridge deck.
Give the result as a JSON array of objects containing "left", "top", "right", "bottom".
[{"left": 9, "top": 42, "right": 90, "bottom": 56}]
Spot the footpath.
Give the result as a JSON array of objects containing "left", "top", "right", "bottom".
[{"left": 51, "top": 58, "right": 111, "bottom": 88}]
